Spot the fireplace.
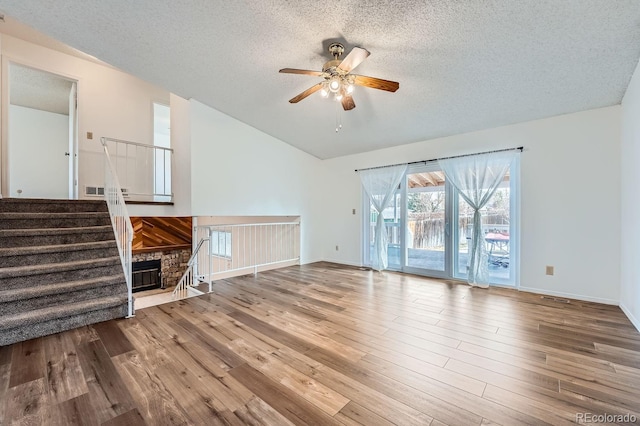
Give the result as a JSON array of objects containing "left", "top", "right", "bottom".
[{"left": 132, "top": 259, "right": 162, "bottom": 292}]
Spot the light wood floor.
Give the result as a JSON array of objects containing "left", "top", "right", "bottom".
[{"left": 1, "top": 262, "right": 640, "bottom": 425}]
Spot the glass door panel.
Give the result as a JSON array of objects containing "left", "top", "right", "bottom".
[
  {"left": 404, "top": 170, "right": 448, "bottom": 276},
  {"left": 456, "top": 194, "right": 473, "bottom": 277},
  {"left": 454, "top": 177, "right": 514, "bottom": 285},
  {"left": 484, "top": 184, "right": 511, "bottom": 283},
  {"left": 367, "top": 189, "right": 402, "bottom": 270},
  {"left": 386, "top": 191, "right": 402, "bottom": 270}
]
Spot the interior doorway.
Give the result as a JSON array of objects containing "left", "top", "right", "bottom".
[{"left": 4, "top": 62, "right": 78, "bottom": 199}]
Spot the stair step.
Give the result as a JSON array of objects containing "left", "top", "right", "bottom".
[
  {"left": 0, "top": 197, "right": 130, "bottom": 346},
  {"left": 0, "top": 240, "right": 116, "bottom": 257},
  {"left": 0, "top": 275, "right": 127, "bottom": 315},
  {"left": 0, "top": 275, "right": 124, "bottom": 302},
  {"left": 0, "top": 257, "right": 123, "bottom": 289},
  {"left": 0, "top": 256, "right": 121, "bottom": 279},
  {"left": 0, "top": 225, "right": 113, "bottom": 237},
  {"left": 0, "top": 296, "right": 129, "bottom": 346},
  {"left": 0, "top": 241, "right": 119, "bottom": 267},
  {"left": 0, "top": 295, "right": 127, "bottom": 331},
  {"left": 0, "top": 198, "right": 108, "bottom": 213},
  {"left": 0, "top": 212, "right": 111, "bottom": 229},
  {"left": 0, "top": 225, "right": 115, "bottom": 247}
]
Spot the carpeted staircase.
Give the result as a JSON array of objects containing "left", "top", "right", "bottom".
[{"left": 0, "top": 198, "right": 130, "bottom": 346}]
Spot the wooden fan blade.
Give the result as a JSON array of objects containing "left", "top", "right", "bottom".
[
  {"left": 341, "top": 95, "right": 356, "bottom": 111},
  {"left": 353, "top": 75, "right": 399, "bottom": 92},
  {"left": 338, "top": 47, "right": 370, "bottom": 73},
  {"left": 279, "top": 68, "right": 324, "bottom": 77},
  {"left": 289, "top": 83, "right": 323, "bottom": 103}
]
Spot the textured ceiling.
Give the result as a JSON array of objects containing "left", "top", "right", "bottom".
[
  {"left": 9, "top": 63, "right": 73, "bottom": 115},
  {"left": 0, "top": 14, "right": 112, "bottom": 67},
  {"left": 1, "top": 1, "right": 639, "bottom": 159}
]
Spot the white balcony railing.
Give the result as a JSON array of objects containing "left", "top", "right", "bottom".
[
  {"left": 100, "top": 137, "right": 173, "bottom": 202},
  {"left": 193, "top": 222, "right": 301, "bottom": 292}
]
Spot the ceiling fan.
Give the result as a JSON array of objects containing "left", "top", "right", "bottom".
[{"left": 279, "top": 42, "right": 399, "bottom": 111}]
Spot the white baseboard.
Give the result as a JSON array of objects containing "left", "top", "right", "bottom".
[
  {"left": 299, "top": 258, "right": 324, "bottom": 265},
  {"left": 292, "top": 258, "right": 365, "bottom": 267},
  {"left": 518, "top": 286, "right": 619, "bottom": 305},
  {"left": 620, "top": 303, "right": 640, "bottom": 332},
  {"left": 320, "top": 258, "right": 364, "bottom": 268}
]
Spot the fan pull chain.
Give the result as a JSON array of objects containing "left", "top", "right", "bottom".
[{"left": 335, "top": 102, "right": 343, "bottom": 133}]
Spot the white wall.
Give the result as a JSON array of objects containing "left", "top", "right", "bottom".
[
  {"left": 621, "top": 58, "right": 640, "bottom": 330},
  {"left": 127, "top": 94, "right": 192, "bottom": 217},
  {"left": 323, "top": 106, "right": 621, "bottom": 304},
  {"left": 189, "top": 100, "right": 327, "bottom": 264},
  {"left": 0, "top": 35, "right": 178, "bottom": 209},
  {"left": 8, "top": 105, "right": 69, "bottom": 199}
]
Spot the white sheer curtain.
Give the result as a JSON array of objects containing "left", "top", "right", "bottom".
[
  {"left": 359, "top": 164, "right": 407, "bottom": 271},
  {"left": 439, "top": 151, "right": 517, "bottom": 287}
]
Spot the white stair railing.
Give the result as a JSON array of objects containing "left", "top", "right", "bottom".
[
  {"left": 102, "top": 141, "right": 134, "bottom": 317},
  {"left": 172, "top": 238, "right": 208, "bottom": 300}
]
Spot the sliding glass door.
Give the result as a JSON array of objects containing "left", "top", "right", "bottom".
[
  {"left": 363, "top": 157, "right": 519, "bottom": 286},
  {"left": 403, "top": 165, "right": 451, "bottom": 278}
]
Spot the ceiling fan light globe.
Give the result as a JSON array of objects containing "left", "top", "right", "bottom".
[
  {"left": 320, "top": 88, "right": 329, "bottom": 97},
  {"left": 329, "top": 78, "right": 341, "bottom": 92},
  {"left": 346, "top": 84, "right": 354, "bottom": 94}
]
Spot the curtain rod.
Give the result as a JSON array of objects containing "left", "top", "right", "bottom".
[{"left": 354, "top": 146, "right": 524, "bottom": 172}]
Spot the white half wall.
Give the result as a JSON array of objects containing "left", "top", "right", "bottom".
[
  {"left": 323, "top": 106, "right": 621, "bottom": 304},
  {"left": 8, "top": 105, "right": 69, "bottom": 199},
  {"left": 621, "top": 58, "right": 640, "bottom": 331},
  {"left": 189, "top": 100, "right": 327, "bottom": 264}
]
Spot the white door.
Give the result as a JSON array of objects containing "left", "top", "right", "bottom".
[
  {"left": 68, "top": 81, "right": 78, "bottom": 199},
  {"left": 7, "top": 63, "right": 76, "bottom": 199}
]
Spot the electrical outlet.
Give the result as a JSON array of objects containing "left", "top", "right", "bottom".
[
  {"left": 86, "top": 131, "right": 93, "bottom": 140},
  {"left": 335, "top": 245, "right": 339, "bottom": 251},
  {"left": 546, "top": 266, "right": 554, "bottom": 276}
]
